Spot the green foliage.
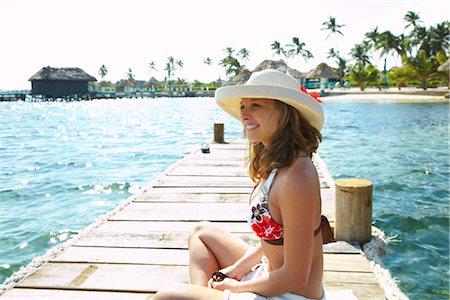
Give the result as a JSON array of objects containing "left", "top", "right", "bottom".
[
  {"left": 164, "top": 56, "right": 184, "bottom": 83},
  {"left": 402, "top": 50, "right": 440, "bottom": 90},
  {"left": 219, "top": 47, "right": 244, "bottom": 78},
  {"left": 126, "top": 68, "right": 135, "bottom": 82},
  {"left": 321, "top": 16, "right": 345, "bottom": 39},
  {"left": 270, "top": 37, "right": 313, "bottom": 71},
  {"left": 387, "top": 66, "right": 415, "bottom": 90},
  {"left": 349, "top": 43, "right": 371, "bottom": 65},
  {"left": 98, "top": 64, "right": 108, "bottom": 79},
  {"left": 346, "top": 63, "right": 380, "bottom": 90}
]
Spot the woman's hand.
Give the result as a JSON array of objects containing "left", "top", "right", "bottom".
[
  {"left": 219, "top": 265, "right": 247, "bottom": 281},
  {"left": 209, "top": 277, "right": 241, "bottom": 292}
]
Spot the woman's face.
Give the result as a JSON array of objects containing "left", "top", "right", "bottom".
[{"left": 240, "top": 98, "right": 280, "bottom": 146}]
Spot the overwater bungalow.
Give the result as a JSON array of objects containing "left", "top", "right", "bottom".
[{"left": 29, "top": 66, "right": 97, "bottom": 97}]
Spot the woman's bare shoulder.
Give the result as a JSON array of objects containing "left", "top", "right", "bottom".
[{"left": 279, "top": 157, "right": 318, "bottom": 185}]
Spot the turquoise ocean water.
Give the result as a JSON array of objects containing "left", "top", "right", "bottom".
[{"left": 0, "top": 97, "right": 448, "bottom": 299}]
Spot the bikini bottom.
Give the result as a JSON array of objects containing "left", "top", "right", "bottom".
[{"left": 224, "top": 257, "right": 326, "bottom": 300}]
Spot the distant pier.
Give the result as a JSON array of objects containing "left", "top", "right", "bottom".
[{"left": 0, "top": 90, "right": 215, "bottom": 102}]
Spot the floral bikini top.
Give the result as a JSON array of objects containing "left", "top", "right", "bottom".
[{"left": 248, "top": 169, "right": 323, "bottom": 245}]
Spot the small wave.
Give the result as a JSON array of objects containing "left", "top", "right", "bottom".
[{"left": 78, "top": 182, "right": 134, "bottom": 195}]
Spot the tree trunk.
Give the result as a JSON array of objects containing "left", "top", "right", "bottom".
[{"left": 422, "top": 77, "right": 428, "bottom": 90}]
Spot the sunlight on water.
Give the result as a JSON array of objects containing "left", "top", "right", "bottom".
[{"left": 0, "top": 98, "right": 448, "bottom": 299}]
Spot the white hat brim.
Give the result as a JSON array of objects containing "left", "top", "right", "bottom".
[{"left": 215, "top": 84, "right": 324, "bottom": 131}]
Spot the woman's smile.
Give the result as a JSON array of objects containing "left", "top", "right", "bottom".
[{"left": 240, "top": 98, "right": 279, "bottom": 145}]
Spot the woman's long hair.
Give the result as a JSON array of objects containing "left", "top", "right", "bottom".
[{"left": 246, "top": 100, "right": 322, "bottom": 182}]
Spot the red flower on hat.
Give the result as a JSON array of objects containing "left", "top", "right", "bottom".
[{"left": 300, "top": 86, "right": 322, "bottom": 103}]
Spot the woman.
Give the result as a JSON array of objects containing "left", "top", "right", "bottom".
[{"left": 154, "top": 69, "right": 326, "bottom": 300}]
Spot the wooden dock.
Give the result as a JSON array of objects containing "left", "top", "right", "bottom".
[{"left": 0, "top": 141, "right": 387, "bottom": 299}]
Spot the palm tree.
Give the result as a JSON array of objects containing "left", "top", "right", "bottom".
[
  {"left": 336, "top": 57, "right": 348, "bottom": 86},
  {"left": 419, "top": 22, "right": 450, "bottom": 57},
  {"left": 364, "top": 27, "right": 380, "bottom": 49},
  {"left": 164, "top": 56, "right": 183, "bottom": 84},
  {"left": 98, "top": 64, "right": 108, "bottom": 79},
  {"left": 219, "top": 47, "right": 242, "bottom": 78},
  {"left": 203, "top": 57, "right": 213, "bottom": 66},
  {"left": 346, "top": 62, "right": 380, "bottom": 91},
  {"left": 349, "top": 43, "right": 371, "bottom": 66},
  {"left": 224, "top": 47, "right": 234, "bottom": 57},
  {"left": 126, "top": 68, "right": 135, "bottom": 81},
  {"left": 238, "top": 48, "right": 250, "bottom": 65},
  {"left": 163, "top": 56, "right": 183, "bottom": 93},
  {"left": 374, "top": 31, "right": 401, "bottom": 87},
  {"left": 376, "top": 31, "right": 400, "bottom": 58},
  {"left": 321, "top": 16, "right": 345, "bottom": 55},
  {"left": 404, "top": 11, "right": 423, "bottom": 30},
  {"left": 403, "top": 49, "right": 439, "bottom": 90},
  {"left": 288, "top": 37, "right": 313, "bottom": 61},
  {"left": 321, "top": 16, "right": 345, "bottom": 39},
  {"left": 148, "top": 61, "right": 157, "bottom": 73},
  {"left": 271, "top": 40, "right": 286, "bottom": 58},
  {"left": 327, "top": 48, "right": 339, "bottom": 59}
]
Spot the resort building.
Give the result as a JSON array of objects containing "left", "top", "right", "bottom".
[{"left": 29, "top": 66, "right": 97, "bottom": 97}]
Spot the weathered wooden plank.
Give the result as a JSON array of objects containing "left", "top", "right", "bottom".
[
  {"left": 187, "top": 153, "right": 245, "bottom": 161},
  {"left": 324, "top": 254, "right": 372, "bottom": 272},
  {"left": 142, "top": 187, "right": 253, "bottom": 194},
  {"left": 52, "top": 247, "right": 371, "bottom": 274},
  {"left": 75, "top": 224, "right": 343, "bottom": 251},
  {"left": 325, "top": 283, "right": 386, "bottom": 300},
  {"left": 135, "top": 192, "right": 250, "bottom": 203},
  {"left": 75, "top": 231, "right": 259, "bottom": 249},
  {"left": 323, "top": 241, "right": 361, "bottom": 254},
  {"left": 168, "top": 166, "right": 248, "bottom": 176},
  {"left": 109, "top": 202, "right": 248, "bottom": 221},
  {"left": 110, "top": 201, "right": 333, "bottom": 224},
  {"left": 89, "top": 221, "right": 252, "bottom": 234},
  {"left": 175, "top": 159, "right": 245, "bottom": 167},
  {"left": 53, "top": 247, "right": 189, "bottom": 265},
  {"left": 16, "top": 263, "right": 189, "bottom": 292},
  {"left": 0, "top": 288, "right": 153, "bottom": 300},
  {"left": 207, "top": 142, "right": 247, "bottom": 150},
  {"left": 75, "top": 220, "right": 255, "bottom": 248},
  {"left": 15, "top": 262, "right": 381, "bottom": 295},
  {"left": 153, "top": 175, "right": 254, "bottom": 188},
  {"left": 324, "top": 271, "right": 379, "bottom": 284}
]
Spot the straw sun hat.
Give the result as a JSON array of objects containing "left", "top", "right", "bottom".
[{"left": 215, "top": 69, "right": 324, "bottom": 131}]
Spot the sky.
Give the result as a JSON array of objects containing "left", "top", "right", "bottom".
[{"left": 1, "top": 0, "right": 449, "bottom": 90}]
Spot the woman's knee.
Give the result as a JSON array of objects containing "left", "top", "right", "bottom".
[
  {"left": 188, "top": 221, "right": 215, "bottom": 242},
  {"left": 154, "top": 284, "right": 222, "bottom": 300},
  {"left": 153, "top": 288, "right": 186, "bottom": 300}
]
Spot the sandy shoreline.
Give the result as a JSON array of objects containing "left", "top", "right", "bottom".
[{"left": 319, "top": 87, "right": 449, "bottom": 103}]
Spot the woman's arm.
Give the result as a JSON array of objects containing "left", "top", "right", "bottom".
[{"left": 220, "top": 243, "right": 264, "bottom": 280}]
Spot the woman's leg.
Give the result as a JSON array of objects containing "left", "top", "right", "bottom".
[
  {"left": 154, "top": 283, "right": 225, "bottom": 300},
  {"left": 188, "top": 221, "right": 249, "bottom": 286}
]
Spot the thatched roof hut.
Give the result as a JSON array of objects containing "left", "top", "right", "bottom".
[
  {"left": 306, "top": 63, "right": 339, "bottom": 79},
  {"left": 224, "top": 60, "right": 306, "bottom": 85},
  {"left": 226, "top": 69, "right": 252, "bottom": 85},
  {"left": 29, "top": 67, "right": 96, "bottom": 82},
  {"left": 252, "top": 60, "right": 307, "bottom": 79},
  {"left": 438, "top": 58, "right": 449, "bottom": 72},
  {"left": 29, "top": 66, "right": 96, "bottom": 96}
]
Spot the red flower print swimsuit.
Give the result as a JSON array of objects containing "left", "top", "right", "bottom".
[
  {"left": 248, "top": 169, "right": 323, "bottom": 245},
  {"left": 248, "top": 169, "right": 284, "bottom": 245}
]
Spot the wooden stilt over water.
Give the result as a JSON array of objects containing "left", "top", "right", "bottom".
[{"left": 0, "top": 140, "right": 389, "bottom": 299}]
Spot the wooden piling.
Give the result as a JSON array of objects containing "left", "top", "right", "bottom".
[
  {"left": 335, "top": 178, "right": 373, "bottom": 245},
  {"left": 213, "top": 123, "right": 224, "bottom": 143}
]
